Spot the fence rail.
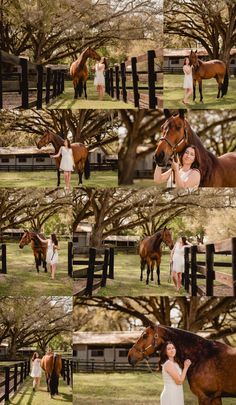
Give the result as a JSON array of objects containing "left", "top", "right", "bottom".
[
  {"left": 0, "top": 360, "right": 30, "bottom": 403},
  {"left": 105, "top": 49, "right": 163, "bottom": 109},
  {"left": 0, "top": 162, "right": 117, "bottom": 172},
  {"left": 68, "top": 243, "right": 114, "bottom": 296},
  {"left": 0, "top": 50, "right": 65, "bottom": 109},
  {"left": 0, "top": 244, "right": 7, "bottom": 274},
  {"left": 184, "top": 237, "right": 236, "bottom": 296},
  {"left": 73, "top": 360, "right": 157, "bottom": 373}
]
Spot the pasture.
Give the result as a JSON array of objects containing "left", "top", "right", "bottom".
[
  {"left": 0, "top": 170, "right": 118, "bottom": 188},
  {"left": 9, "top": 374, "right": 72, "bottom": 405},
  {"left": 163, "top": 74, "right": 236, "bottom": 109},
  {"left": 74, "top": 372, "right": 236, "bottom": 405},
  {"left": 73, "top": 251, "right": 234, "bottom": 297},
  {"left": 0, "top": 241, "right": 72, "bottom": 296},
  {"left": 47, "top": 81, "right": 135, "bottom": 109}
]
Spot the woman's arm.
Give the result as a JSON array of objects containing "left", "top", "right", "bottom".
[
  {"left": 51, "top": 146, "right": 62, "bottom": 159},
  {"left": 37, "top": 235, "right": 49, "bottom": 244},
  {"left": 165, "top": 360, "right": 191, "bottom": 385},
  {"left": 154, "top": 166, "right": 172, "bottom": 184},
  {"left": 172, "top": 162, "right": 200, "bottom": 188}
]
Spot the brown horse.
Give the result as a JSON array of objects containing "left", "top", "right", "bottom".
[
  {"left": 189, "top": 50, "right": 228, "bottom": 102},
  {"left": 70, "top": 47, "right": 101, "bottom": 99},
  {"left": 41, "top": 352, "right": 62, "bottom": 397},
  {"left": 128, "top": 324, "right": 236, "bottom": 405},
  {"left": 37, "top": 130, "right": 90, "bottom": 186},
  {"left": 154, "top": 109, "right": 236, "bottom": 187},
  {"left": 19, "top": 231, "right": 48, "bottom": 273},
  {"left": 139, "top": 227, "right": 174, "bottom": 285}
]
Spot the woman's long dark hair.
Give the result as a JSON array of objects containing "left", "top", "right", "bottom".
[
  {"left": 51, "top": 234, "right": 58, "bottom": 246},
  {"left": 64, "top": 138, "right": 72, "bottom": 148},
  {"left": 158, "top": 341, "right": 182, "bottom": 369},
  {"left": 179, "top": 144, "right": 201, "bottom": 171},
  {"left": 31, "top": 352, "right": 38, "bottom": 362},
  {"left": 181, "top": 236, "right": 188, "bottom": 246}
]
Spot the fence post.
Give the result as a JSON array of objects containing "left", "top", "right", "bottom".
[
  {"left": 184, "top": 246, "right": 190, "bottom": 292},
  {"left": 85, "top": 247, "right": 96, "bottom": 296},
  {"left": 14, "top": 364, "right": 18, "bottom": 392},
  {"left": 120, "top": 62, "right": 127, "bottom": 102},
  {"left": 4, "top": 367, "right": 10, "bottom": 401},
  {"left": 108, "top": 248, "right": 114, "bottom": 279},
  {"left": 105, "top": 70, "right": 110, "bottom": 95},
  {"left": 101, "top": 248, "right": 109, "bottom": 287},
  {"left": 115, "top": 65, "right": 120, "bottom": 100},
  {"left": 61, "top": 72, "right": 65, "bottom": 93},
  {"left": 66, "top": 360, "right": 70, "bottom": 385},
  {"left": 46, "top": 67, "right": 51, "bottom": 103},
  {"left": 191, "top": 245, "right": 197, "bottom": 296},
  {"left": 232, "top": 237, "right": 236, "bottom": 297},
  {"left": 131, "top": 57, "right": 139, "bottom": 107},
  {"left": 147, "top": 50, "right": 157, "bottom": 109},
  {"left": 0, "top": 50, "right": 3, "bottom": 109},
  {"left": 37, "top": 64, "right": 43, "bottom": 109},
  {"left": 206, "top": 244, "right": 215, "bottom": 296},
  {"left": 70, "top": 360, "right": 73, "bottom": 387},
  {"left": 109, "top": 68, "right": 114, "bottom": 99},
  {"left": 20, "top": 58, "right": 29, "bottom": 108},
  {"left": 2, "top": 244, "right": 7, "bottom": 274},
  {"left": 68, "top": 241, "right": 73, "bottom": 277},
  {"left": 52, "top": 70, "right": 58, "bottom": 98}
]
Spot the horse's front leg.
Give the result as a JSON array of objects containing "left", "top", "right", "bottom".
[
  {"left": 199, "top": 80, "right": 203, "bottom": 102},
  {"left": 146, "top": 263, "right": 150, "bottom": 285},
  {"left": 43, "top": 258, "right": 48, "bottom": 273},
  {"left": 84, "top": 82, "right": 87, "bottom": 99},
  {"left": 150, "top": 262, "right": 154, "bottom": 282},
  {"left": 35, "top": 255, "right": 39, "bottom": 273},
  {"left": 78, "top": 171, "right": 83, "bottom": 185},
  {"left": 156, "top": 264, "right": 160, "bottom": 285},
  {"left": 193, "top": 79, "right": 196, "bottom": 101},
  {"left": 57, "top": 169, "right": 60, "bottom": 187},
  {"left": 140, "top": 259, "right": 145, "bottom": 281}
]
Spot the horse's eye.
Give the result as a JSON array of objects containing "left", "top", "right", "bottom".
[
  {"left": 176, "top": 126, "right": 181, "bottom": 131},
  {"left": 143, "top": 333, "right": 147, "bottom": 339}
]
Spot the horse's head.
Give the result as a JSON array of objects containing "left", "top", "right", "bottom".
[
  {"left": 154, "top": 109, "right": 188, "bottom": 167},
  {"left": 36, "top": 131, "right": 52, "bottom": 149},
  {"left": 189, "top": 50, "right": 198, "bottom": 67},
  {"left": 161, "top": 227, "right": 174, "bottom": 250},
  {"left": 128, "top": 325, "right": 164, "bottom": 365},
  {"left": 19, "top": 230, "right": 31, "bottom": 249},
  {"left": 85, "top": 47, "right": 101, "bottom": 61}
]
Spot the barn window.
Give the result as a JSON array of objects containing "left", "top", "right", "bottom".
[
  {"left": 231, "top": 59, "right": 235, "bottom": 65},
  {"left": 170, "top": 58, "right": 180, "bottom": 65},
  {"left": 1, "top": 158, "right": 9, "bottom": 163},
  {"left": 118, "top": 349, "right": 129, "bottom": 357},
  {"left": 35, "top": 157, "right": 45, "bottom": 162},
  {"left": 18, "top": 157, "right": 27, "bottom": 163},
  {"left": 91, "top": 349, "right": 104, "bottom": 357}
]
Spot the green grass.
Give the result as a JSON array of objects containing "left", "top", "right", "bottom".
[
  {"left": 73, "top": 372, "right": 236, "bottom": 405},
  {"left": 0, "top": 241, "right": 72, "bottom": 296},
  {"left": 164, "top": 74, "right": 236, "bottom": 109},
  {"left": 47, "top": 81, "right": 136, "bottom": 109},
  {"left": 0, "top": 170, "right": 118, "bottom": 188},
  {"left": 9, "top": 375, "right": 72, "bottom": 404}
]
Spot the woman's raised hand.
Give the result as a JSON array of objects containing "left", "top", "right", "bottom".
[{"left": 184, "top": 359, "right": 192, "bottom": 369}]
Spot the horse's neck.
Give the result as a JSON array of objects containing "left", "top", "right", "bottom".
[
  {"left": 51, "top": 134, "right": 64, "bottom": 152},
  {"left": 78, "top": 51, "right": 89, "bottom": 66},
  {"left": 152, "top": 232, "right": 162, "bottom": 250}
]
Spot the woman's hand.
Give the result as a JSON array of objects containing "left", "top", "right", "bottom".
[
  {"left": 171, "top": 159, "right": 179, "bottom": 172},
  {"left": 184, "top": 359, "right": 192, "bottom": 369}
]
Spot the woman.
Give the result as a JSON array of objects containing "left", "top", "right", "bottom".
[
  {"left": 37, "top": 234, "right": 59, "bottom": 279},
  {"left": 171, "top": 236, "right": 191, "bottom": 292},
  {"left": 30, "top": 352, "right": 42, "bottom": 392},
  {"left": 182, "top": 57, "right": 193, "bottom": 105},
  {"left": 159, "top": 341, "right": 191, "bottom": 405},
  {"left": 154, "top": 145, "right": 201, "bottom": 188},
  {"left": 94, "top": 57, "right": 107, "bottom": 100},
  {"left": 51, "top": 138, "right": 74, "bottom": 192}
]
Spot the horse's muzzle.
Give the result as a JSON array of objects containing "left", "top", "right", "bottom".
[
  {"left": 154, "top": 151, "right": 166, "bottom": 167},
  {"left": 19, "top": 245, "right": 23, "bottom": 249},
  {"left": 128, "top": 354, "right": 137, "bottom": 366}
]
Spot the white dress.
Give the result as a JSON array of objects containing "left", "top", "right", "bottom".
[
  {"left": 166, "top": 169, "right": 193, "bottom": 188},
  {"left": 94, "top": 63, "right": 105, "bottom": 86},
  {"left": 160, "top": 360, "right": 184, "bottom": 405},
  {"left": 30, "top": 358, "right": 42, "bottom": 378},
  {"left": 172, "top": 242, "right": 185, "bottom": 273},
  {"left": 59, "top": 146, "right": 74, "bottom": 172},
  {"left": 46, "top": 240, "right": 59, "bottom": 265},
  {"left": 183, "top": 66, "right": 193, "bottom": 89}
]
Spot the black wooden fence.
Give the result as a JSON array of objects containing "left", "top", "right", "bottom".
[
  {"left": 0, "top": 360, "right": 30, "bottom": 403},
  {"left": 0, "top": 50, "right": 65, "bottom": 109},
  {"left": 0, "top": 244, "right": 7, "bottom": 274},
  {"left": 73, "top": 360, "right": 157, "bottom": 373},
  {"left": 61, "top": 358, "right": 74, "bottom": 387},
  {"left": 184, "top": 237, "right": 236, "bottom": 297},
  {"left": 105, "top": 49, "right": 163, "bottom": 109},
  {"left": 68, "top": 243, "right": 114, "bottom": 296}
]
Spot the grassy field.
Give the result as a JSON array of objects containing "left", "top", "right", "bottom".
[
  {"left": 164, "top": 74, "right": 236, "bottom": 109},
  {"left": 74, "top": 372, "right": 236, "bottom": 405},
  {"left": 9, "top": 375, "right": 72, "bottom": 405},
  {"left": 73, "top": 251, "right": 234, "bottom": 297},
  {"left": 0, "top": 241, "right": 72, "bottom": 296},
  {"left": 0, "top": 170, "right": 117, "bottom": 188},
  {"left": 47, "top": 81, "right": 135, "bottom": 109}
]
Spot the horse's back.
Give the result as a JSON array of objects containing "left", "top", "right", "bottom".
[
  {"left": 71, "top": 143, "right": 88, "bottom": 160},
  {"left": 201, "top": 59, "right": 226, "bottom": 77}
]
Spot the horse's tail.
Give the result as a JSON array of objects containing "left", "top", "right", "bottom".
[
  {"left": 50, "top": 355, "right": 59, "bottom": 396},
  {"left": 84, "top": 156, "right": 90, "bottom": 179},
  {"left": 222, "top": 69, "right": 229, "bottom": 96}
]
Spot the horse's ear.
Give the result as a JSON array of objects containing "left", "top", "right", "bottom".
[
  {"left": 149, "top": 323, "right": 155, "bottom": 330},
  {"left": 195, "top": 50, "right": 197, "bottom": 54},
  {"left": 163, "top": 109, "right": 171, "bottom": 118},
  {"left": 178, "top": 109, "right": 185, "bottom": 119}
]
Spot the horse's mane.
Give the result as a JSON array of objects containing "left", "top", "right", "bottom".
[{"left": 186, "top": 125, "right": 219, "bottom": 186}]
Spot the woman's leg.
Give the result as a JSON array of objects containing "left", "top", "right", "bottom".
[
  {"left": 33, "top": 378, "right": 36, "bottom": 390},
  {"left": 51, "top": 264, "right": 56, "bottom": 279},
  {"left": 177, "top": 273, "right": 182, "bottom": 290},
  {"left": 172, "top": 271, "right": 178, "bottom": 289},
  {"left": 68, "top": 171, "right": 71, "bottom": 189}
]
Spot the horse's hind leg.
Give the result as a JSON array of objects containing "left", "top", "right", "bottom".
[
  {"left": 199, "top": 80, "right": 203, "bottom": 102},
  {"left": 156, "top": 264, "right": 161, "bottom": 285},
  {"left": 193, "top": 79, "right": 196, "bottom": 101},
  {"left": 140, "top": 258, "right": 145, "bottom": 281},
  {"left": 146, "top": 263, "right": 151, "bottom": 285},
  {"left": 78, "top": 170, "right": 83, "bottom": 185},
  {"left": 84, "top": 82, "right": 87, "bottom": 99},
  {"left": 43, "top": 258, "right": 47, "bottom": 273},
  {"left": 215, "top": 75, "right": 221, "bottom": 98},
  {"left": 35, "top": 256, "right": 39, "bottom": 273},
  {"left": 57, "top": 169, "right": 60, "bottom": 187},
  {"left": 150, "top": 261, "right": 154, "bottom": 281}
]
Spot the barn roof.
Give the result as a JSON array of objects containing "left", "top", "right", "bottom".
[
  {"left": 164, "top": 48, "right": 236, "bottom": 58},
  {"left": 104, "top": 235, "right": 140, "bottom": 242},
  {"left": 75, "top": 223, "right": 93, "bottom": 233},
  {"left": 0, "top": 147, "right": 52, "bottom": 156},
  {"left": 73, "top": 331, "right": 142, "bottom": 345}
]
